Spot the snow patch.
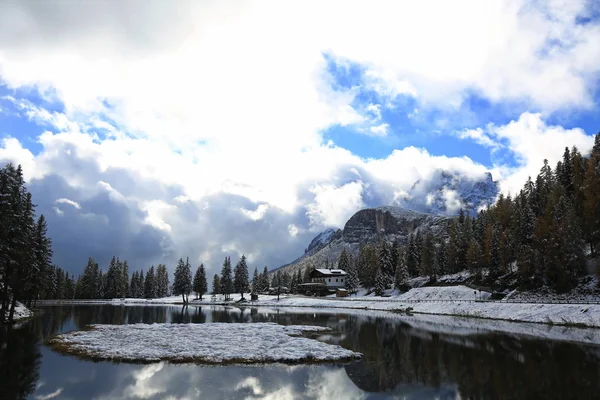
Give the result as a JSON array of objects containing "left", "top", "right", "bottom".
[{"left": 49, "top": 322, "right": 361, "bottom": 364}]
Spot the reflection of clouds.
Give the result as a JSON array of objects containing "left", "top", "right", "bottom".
[
  {"left": 125, "top": 363, "right": 166, "bottom": 399},
  {"left": 35, "top": 388, "right": 63, "bottom": 400},
  {"left": 234, "top": 375, "right": 296, "bottom": 400},
  {"left": 306, "top": 369, "right": 366, "bottom": 400}
]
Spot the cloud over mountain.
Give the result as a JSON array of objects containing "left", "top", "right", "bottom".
[{"left": 0, "top": 0, "right": 598, "bottom": 277}]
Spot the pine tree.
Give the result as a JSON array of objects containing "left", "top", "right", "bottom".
[
  {"left": 212, "top": 274, "right": 221, "bottom": 294},
  {"left": 406, "top": 234, "right": 420, "bottom": 277},
  {"left": 251, "top": 267, "right": 259, "bottom": 294},
  {"left": 234, "top": 255, "right": 250, "bottom": 299},
  {"left": 345, "top": 253, "right": 360, "bottom": 295},
  {"left": 121, "top": 260, "right": 129, "bottom": 298},
  {"left": 144, "top": 265, "right": 156, "bottom": 299},
  {"left": 337, "top": 249, "right": 350, "bottom": 272},
  {"left": 395, "top": 255, "right": 409, "bottom": 292},
  {"left": 220, "top": 256, "right": 233, "bottom": 300},
  {"left": 583, "top": 153, "right": 600, "bottom": 256},
  {"left": 28, "top": 214, "right": 52, "bottom": 306},
  {"left": 374, "top": 267, "right": 386, "bottom": 296},
  {"left": 419, "top": 233, "right": 435, "bottom": 280},
  {"left": 193, "top": 264, "right": 207, "bottom": 300},
  {"left": 261, "top": 266, "right": 270, "bottom": 292},
  {"left": 173, "top": 257, "right": 192, "bottom": 303},
  {"left": 154, "top": 264, "right": 169, "bottom": 298},
  {"left": 436, "top": 240, "right": 448, "bottom": 276},
  {"left": 378, "top": 240, "right": 394, "bottom": 288}
]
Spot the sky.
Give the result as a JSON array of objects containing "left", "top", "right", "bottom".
[{"left": 0, "top": 0, "right": 599, "bottom": 278}]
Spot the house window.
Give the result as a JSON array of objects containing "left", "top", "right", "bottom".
[
  {"left": 328, "top": 278, "right": 331, "bottom": 282},
  {"left": 336, "top": 279, "right": 338, "bottom": 282}
]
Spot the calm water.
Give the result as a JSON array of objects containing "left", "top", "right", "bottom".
[{"left": 1, "top": 305, "right": 600, "bottom": 400}]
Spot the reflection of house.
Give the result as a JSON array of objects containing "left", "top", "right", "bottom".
[{"left": 310, "top": 269, "right": 347, "bottom": 288}]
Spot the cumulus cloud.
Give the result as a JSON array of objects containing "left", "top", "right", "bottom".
[
  {"left": 455, "top": 112, "right": 596, "bottom": 195},
  {"left": 0, "top": 0, "right": 598, "bottom": 277}
]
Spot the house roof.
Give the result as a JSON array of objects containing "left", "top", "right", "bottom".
[{"left": 313, "top": 268, "right": 347, "bottom": 276}]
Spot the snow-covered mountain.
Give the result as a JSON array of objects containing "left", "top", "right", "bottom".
[{"left": 401, "top": 171, "right": 498, "bottom": 215}]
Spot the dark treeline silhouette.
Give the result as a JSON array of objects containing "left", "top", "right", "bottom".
[{"left": 0, "top": 163, "right": 53, "bottom": 323}]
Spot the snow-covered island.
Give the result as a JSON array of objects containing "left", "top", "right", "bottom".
[{"left": 49, "top": 322, "right": 361, "bottom": 364}]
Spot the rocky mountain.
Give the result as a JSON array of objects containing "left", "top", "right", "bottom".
[{"left": 272, "top": 206, "right": 453, "bottom": 277}]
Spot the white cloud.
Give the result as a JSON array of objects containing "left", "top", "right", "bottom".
[
  {"left": 368, "top": 123, "right": 389, "bottom": 137},
  {"left": 487, "top": 112, "right": 595, "bottom": 195},
  {"left": 0, "top": 1, "right": 597, "bottom": 274},
  {"left": 55, "top": 197, "right": 81, "bottom": 209},
  {"left": 455, "top": 127, "right": 500, "bottom": 149}
]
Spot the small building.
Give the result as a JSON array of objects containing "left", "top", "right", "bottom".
[
  {"left": 309, "top": 268, "right": 347, "bottom": 289},
  {"left": 336, "top": 288, "right": 348, "bottom": 297}
]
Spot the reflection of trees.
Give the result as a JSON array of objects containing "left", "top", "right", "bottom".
[
  {"left": 342, "top": 317, "right": 600, "bottom": 399},
  {"left": 0, "top": 324, "right": 42, "bottom": 400}
]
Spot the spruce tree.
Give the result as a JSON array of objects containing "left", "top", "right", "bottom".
[
  {"left": 193, "top": 264, "right": 207, "bottom": 300},
  {"left": 212, "top": 274, "right": 221, "bottom": 295},
  {"left": 233, "top": 255, "right": 250, "bottom": 299},
  {"left": 121, "top": 260, "right": 129, "bottom": 298},
  {"left": 337, "top": 249, "right": 351, "bottom": 271},
  {"left": 395, "top": 255, "right": 409, "bottom": 292},
  {"left": 144, "top": 265, "right": 156, "bottom": 299},
  {"left": 345, "top": 253, "right": 360, "bottom": 295},
  {"left": 173, "top": 257, "right": 192, "bottom": 303},
  {"left": 220, "top": 256, "right": 233, "bottom": 300},
  {"left": 378, "top": 240, "right": 394, "bottom": 288},
  {"left": 374, "top": 267, "right": 386, "bottom": 296},
  {"left": 251, "top": 267, "right": 259, "bottom": 294}
]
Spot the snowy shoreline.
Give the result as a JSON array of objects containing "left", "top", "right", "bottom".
[
  {"left": 37, "top": 285, "right": 600, "bottom": 329},
  {"left": 49, "top": 322, "right": 362, "bottom": 364}
]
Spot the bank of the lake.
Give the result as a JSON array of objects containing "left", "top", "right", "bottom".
[{"left": 5, "top": 304, "right": 600, "bottom": 400}]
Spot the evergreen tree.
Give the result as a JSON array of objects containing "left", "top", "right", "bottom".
[
  {"left": 28, "top": 214, "right": 52, "bottom": 306},
  {"left": 121, "top": 260, "right": 129, "bottom": 298},
  {"left": 155, "top": 264, "right": 169, "bottom": 297},
  {"left": 193, "top": 264, "right": 208, "bottom": 300},
  {"left": 406, "top": 234, "right": 420, "bottom": 277},
  {"left": 395, "top": 255, "right": 409, "bottom": 291},
  {"left": 357, "top": 244, "right": 377, "bottom": 288},
  {"left": 220, "top": 256, "right": 233, "bottom": 300},
  {"left": 261, "top": 266, "right": 270, "bottom": 292},
  {"left": 583, "top": 153, "right": 600, "bottom": 256},
  {"left": 378, "top": 240, "right": 394, "bottom": 288},
  {"left": 105, "top": 256, "right": 119, "bottom": 299},
  {"left": 374, "top": 267, "right": 386, "bottom": 296},
  {"left": 251, "top": 267, "right": 259, "bottom": 293},
  {"left": 144, "top": 265, "right": 156, "bottom": 298},
  {"left": 436, "top": 240, "right": 448, "bottom": 276},
  {"left": 212, "top": 274, "right": 221, "bottom": 294},
  {"left": 233, "top": 255, "right": 250, "bottom": 299},
  {"left": 337, "top": 249, "right": 351, "bottom": 272},
  {"left": 419, "top": 233, "right": 435, "bottom": 280},
  {"left": 345, "top": 253, "right": 360, "bottom": 295},
  {"left": 173, "top": 257, "right": 192, "bottom": 303}
]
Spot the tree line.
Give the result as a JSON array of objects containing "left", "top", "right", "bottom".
[
  {"left": 0, "top": 163, "right": 53, "bottom": 323},
  {"left": 329, "top": 133, "right": 600, "bottom": 295}
]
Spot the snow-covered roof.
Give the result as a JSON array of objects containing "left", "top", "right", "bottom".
[{"left": 313, "top": 268, "right": 347, "bottom": 276}]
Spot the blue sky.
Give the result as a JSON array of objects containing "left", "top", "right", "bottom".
[{"left": 0, "top": 0, "right": 599, "bottom": 275}]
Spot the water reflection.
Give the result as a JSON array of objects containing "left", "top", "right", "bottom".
[{"left": 1, "top": 305, "right": 599, "bottom": 399}]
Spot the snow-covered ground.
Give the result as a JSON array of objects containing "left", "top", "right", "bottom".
[
  {"left": 13, "top": 301, "right": 32, "bottom": 321},
  {"left": 50, "top": 322, "right": 361, "bottom": 364},
  {"left": 193, "top": 285, "right": 600, "bottom": 327},
  {"left": 38, "top": 283, "right": 600, "bottom": 328}
]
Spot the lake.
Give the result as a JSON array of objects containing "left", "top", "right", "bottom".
[{"left": 2, "top": 304, "right": 600, "bottom": 399}]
